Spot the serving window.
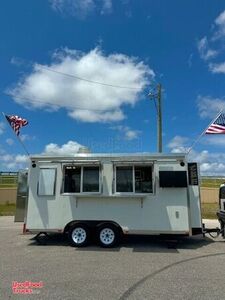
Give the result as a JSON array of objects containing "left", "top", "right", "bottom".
[
  {"left": 115, "top": 165, "right": 153, "bottom": 194},
  {"left": 63, "top": 165, "right": 100, "bottom": 194}
]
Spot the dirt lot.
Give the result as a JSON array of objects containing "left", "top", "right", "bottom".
[{"left": 1, "top": 216, "right": 225, "bottom": 300}]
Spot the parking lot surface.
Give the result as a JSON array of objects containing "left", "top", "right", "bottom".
[{"left": 1, "top": 216, "right": 225, "bottom": 300}]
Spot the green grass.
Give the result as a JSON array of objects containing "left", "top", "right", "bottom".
[
  {"left": 201, "top": 203, "right": 218, "bottom": 219},
  {"left": 0, "top": 203, "right": 16, "bottom": 216},
  {"left": 0, "top": 175, "right": 18, "bottom": 188},
  {"left": 201, "top": 178, "right": 225, "bottom": 188}
]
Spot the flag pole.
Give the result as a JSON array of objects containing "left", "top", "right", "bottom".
[
  {"left": 2, "top": 112, "right": 30, "bottom": 158},
  {"left": 186, "top": 109, "right": 224, "bottom": 155}
]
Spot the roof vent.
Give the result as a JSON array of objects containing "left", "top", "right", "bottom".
[{"left": 78, "top": 146, "right": 91, "bottom": 154}]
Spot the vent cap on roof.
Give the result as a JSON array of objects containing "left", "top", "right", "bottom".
[{"left": 78, "top": 147, "right": 91, "bottom": 154}]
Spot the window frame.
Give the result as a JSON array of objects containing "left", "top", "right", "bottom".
[
  {"left": 61, "top": 164, "right": 101, "bottom": 195},
  {"left": 114, "top": 163, "right": 153, "bottom": 195},
  {"left": 37, "top": 168, "right": 57, "bottom": 197}
]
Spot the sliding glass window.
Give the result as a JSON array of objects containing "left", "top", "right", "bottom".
[
  {"left": 115, "top": 165, "right": 152, "bottom": 194},
  {"left": 63, "top": 165, "right": 100, "bottom": 194}
]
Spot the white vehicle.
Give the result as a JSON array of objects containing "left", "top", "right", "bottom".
[{"left": 15, "top": 152, "right": 204, "bottom": 247}]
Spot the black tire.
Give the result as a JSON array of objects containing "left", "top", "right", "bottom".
[
  {"left": 68, "top": 223, "right": 90, "bottom": 247},
  {"left": 97, "top": 223, "right": 120, "bottom": 248}
]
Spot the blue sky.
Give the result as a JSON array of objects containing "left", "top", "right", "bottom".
[{"left": 1, "top": 0, "right": 225, "bottom": 175}]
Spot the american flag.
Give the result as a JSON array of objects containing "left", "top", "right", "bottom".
[
  {"left": 5, "top": 114, "right": 28, "bottom": 136},
  {"left": 205, "top": 113, "right": 225, "bottom": 134}
]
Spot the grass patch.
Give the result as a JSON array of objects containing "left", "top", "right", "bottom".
[
  {"left": 201, "top": 203, "right": 218, "bottom": 219},
  {"left": 201, "top": 178, "right": 225, "bottom": 188},
  {"left": 0, "top": 203, "right": 16, "bottom": 216}
]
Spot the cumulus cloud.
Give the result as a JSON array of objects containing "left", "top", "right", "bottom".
[
  {"left": 167, "top": 135, "right": 225, "bottom": 176},
  {"left": 197, "top": 37, "right": 218, "bottom": 61},
  {"left": 167, "top": 135, "right": 189, "bottom": 153},
  {"left": 197, "top": 10, "right": 225, "bottom": 72},
  {"left": 204, "top": 135, "right": 225, "bottom": 147},
  {"left": 190, "top": 150, "right": 225, "bottom": 176},
  {"left": 0, "top": 140, "right": 84, "bottom": 170},
  {"left": 213, "top": 10, "right": 225, "bottom": 40},
  {"left": 197, "top": 95, "right": 225, "bottom": 119},
  {"left": 101, "top": 0, "right": 112, "bottom": 15},
  {"left": 49, "top": 0, "right": 112, "bottom": 18},
  {"left": 20, "top": 134, "right": 36, "bottom": 142},
  {"left": 209, "top": 61, "right": 225, "bottom": 74},
  {"left": 43, "top": 140, "right": 83, "bottom": 155},
  {"left": 7, "top": 47, "right": 153, "bottom": 123},
  {"left": 111, "top": 125, "right": 141, "bottom": 140},
  {"left": 0, "top": 154, "right": 29, "bottom": 170},
  {"left": 6, "top": 138, "right": 14, "bottom": 146}
]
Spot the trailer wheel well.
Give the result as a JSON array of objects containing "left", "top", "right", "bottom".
[
  {"left": 96, "top": 221, "right": 123, "bottom": 234},
  {"left": 64, "top": 220, "right": 123, "bottom": 235}
]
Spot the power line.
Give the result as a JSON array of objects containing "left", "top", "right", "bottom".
[
  {"left": 37, "top": 65, "right": 143, "bottom": 90},
  {"left": 5, "top": 93, "right": 120, "bottom": 113}
]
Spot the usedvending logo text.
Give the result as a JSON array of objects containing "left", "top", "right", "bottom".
[{"left": 12, "top": 281, "right": 43, "bottom": 294}]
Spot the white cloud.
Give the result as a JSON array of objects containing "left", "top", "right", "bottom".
[
  {"left": 0, "top": 122, "right": 5, "bottom": 135},
  {"left": 0, "top": 154, "right": 29, "bottom": 171},
  {"left": 187, "top": 53, "right": 193, "bottom": 68},
  {"left": 209, "top": 61, "right": 225, "bottom": 74},
  {"left": 20, "top": 134, "right": 35, "bottom": 142},
  {"left": 167, "top": 135, "right": 189, "bottom": 153},
  {"left": 197, "top": 10, "right": 225, "bottom": 70},
  {"left": 213, "top": 10, "right": 225, "bottom": 40},
  {"left": 168, "top": 135, "right": 225, "bottom": 175},
  {"left": 43, "top": 140, "right": 83, "bottom": 155},
  {"left": 197, "top": 37, "right": 218, "bottom": 61},
  {"left": 200, "top": 162, "right": 225, "bottom": 175},
  {"left": 49, "top": 0, "right": 112, "bottom": 18},
  {"left": 111, "top": 125, "right": 141, "bottom": 140},
  {"left": 6, "top": 138, "right": 14, "bottom": 146},
  {"left": 50, "top": 0, "right": 95, "bottom": 18},
  {"left": 10, "top": 56, "right": 25, "bottom": 66},
  {"left": 8, "top": 47, "right": 153, "bottom": 123},
  {"left": 204, "top": 135, "right": 225, "bottom": 147},
  {"left": 0, "top": 140, "right": 84, "bottom": 170},
  {"left": 124, "top": 129, "right": 140, "bottom": 140},
  {"left": 101, "top": 0, "right": 112, "bottom": 15},
  {"left": 197, "top": 95, "right": 225, "bottom": 119},
  {"left": 189, "top": 150, "right": 225, "bottom": 176}
]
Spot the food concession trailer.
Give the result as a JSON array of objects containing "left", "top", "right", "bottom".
[{"left": 15, "top": 151, "right": 225, "bottom": 247}]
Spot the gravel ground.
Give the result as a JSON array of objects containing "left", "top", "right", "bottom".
[{"left": 0, "top": 216, "right": 225, "bottom": 300}]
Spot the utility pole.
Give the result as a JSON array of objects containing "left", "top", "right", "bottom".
[{"left": 149, "top": 83, "right": 163, "bottom": 153}]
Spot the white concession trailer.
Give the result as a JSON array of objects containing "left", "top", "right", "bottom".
[{"left": 16, "top": 152, "right": 204, "bottom": 247}]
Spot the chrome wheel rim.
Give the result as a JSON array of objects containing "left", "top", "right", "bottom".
[
  {"left": 71, "top": 227, "right": 87, "bottom": 244},
  {"left": 100, "top": 228, "right": 115, "bottom": 245}
]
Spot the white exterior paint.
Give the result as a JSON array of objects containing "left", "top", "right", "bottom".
[{"left": 25, "top": 153, "right": 202, "bottom": 236}]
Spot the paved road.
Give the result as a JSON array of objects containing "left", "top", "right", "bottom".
[{"left": 1, "top": 217, "right": 225, "bottom": 300}]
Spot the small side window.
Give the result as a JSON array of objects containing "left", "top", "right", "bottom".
[{"left": 38, "top": 168, "right": 56, "bottom": 196}]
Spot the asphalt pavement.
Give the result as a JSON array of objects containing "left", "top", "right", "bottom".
[{"left": 1, "top": 216, "right": 225, "bottom": 300}]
